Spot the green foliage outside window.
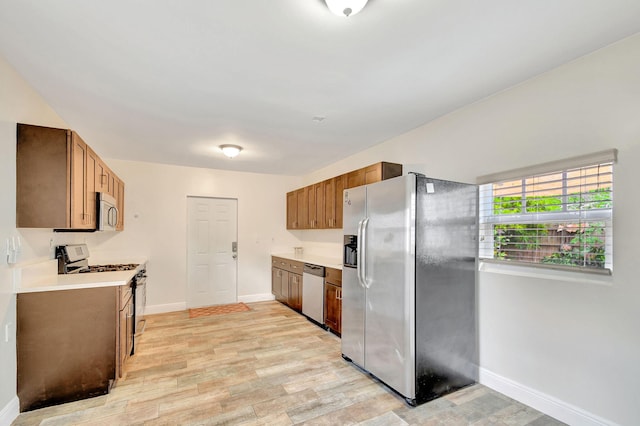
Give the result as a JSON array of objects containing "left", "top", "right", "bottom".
[{"left": 492, "top": 188, "right": 611, "bottom": 268}]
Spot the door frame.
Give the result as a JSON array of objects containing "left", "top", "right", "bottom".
[{"left": 186, "top": 196, "right": 239, "bottom": 308}]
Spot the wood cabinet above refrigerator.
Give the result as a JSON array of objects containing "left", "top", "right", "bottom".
[
  {"left": 16, "top": 123, "right": 125, "bottom": 230},
  {"left": 286, "top": 162, "right": 401, "bottom": 230}
]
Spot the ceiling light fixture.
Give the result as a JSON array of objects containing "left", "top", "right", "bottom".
[
  {"left": 325, "top": 0, "right": 369, "bottom": 17},
  {"left": 219, "top": 144, "right": 243, "bottom": 158}
]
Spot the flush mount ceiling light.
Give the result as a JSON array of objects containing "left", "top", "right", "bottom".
[
  {"left": 219, "top": 144, "right": 243, "bottom": 158},
  {"left": 325, "top": 0, "right": 369, "bottom": 17}
]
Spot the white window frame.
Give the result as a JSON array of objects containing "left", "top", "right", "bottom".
[{"left": 477, "top": 149, "right": 616, "bottom": 276}]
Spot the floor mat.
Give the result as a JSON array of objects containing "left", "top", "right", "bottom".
[{"left": 189, "top": 302, "right": 251, "bottom": 318}]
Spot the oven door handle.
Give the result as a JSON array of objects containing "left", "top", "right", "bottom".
[{"left": 134, "top": 319, "right": 147, "bottom": 337}]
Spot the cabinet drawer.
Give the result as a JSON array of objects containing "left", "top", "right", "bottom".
[
  {"left": 272, "top": 256, "right": 289, "bottom": 270},
  {"left": 288, "top": 260, "right": 303, "bottom": 274},
  {"left": 325, "top": 267, "right": 342, "bottom": 286},
  {"left": 272, "top": 256, "right": 303, "bottom": 274}
]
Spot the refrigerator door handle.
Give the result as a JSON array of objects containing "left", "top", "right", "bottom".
[
  {"left": 361, "top": 217, "right": 370, "bottom": 288},
  {"left": 357, "top": 219, "right": 366, "bottom": 288}
]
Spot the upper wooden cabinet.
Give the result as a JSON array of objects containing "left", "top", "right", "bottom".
[
  {"left": 308, "top": 182, "right": 324, "bottom": 229},
  {"left": 17, "top": 123, "right": 125, "bottom": 231},
  {"left": 346, "top": 162, "right": 403, "bottom": 189},
  {"left": 286, "top": 163, "right": 401, "bottom": 230},
  {"left": 323, "top": 174, "right": 345, "bottom": 229},
  {"left": 115, "top": 178, "right": 125, "bottom": 231}
]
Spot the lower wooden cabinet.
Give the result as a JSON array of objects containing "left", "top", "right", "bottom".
[
  {"left": 271, "top": 256, "right": 303, "bottom": 312},
  {"left": 288, "top": 273, "right": 302, "bottom": 312},
  {"left": 324, "top": 267, "right": 343, "bottom": 335}
]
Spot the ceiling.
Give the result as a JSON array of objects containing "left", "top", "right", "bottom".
[{"left": 1, "top": 1, "right": 639, "bottom": 175}]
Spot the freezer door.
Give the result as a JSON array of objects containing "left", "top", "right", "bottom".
[
  {"left": 363, "top": 175, "right": 416, "bottom": 400},
  {"left": 341, "top": 185, "right": 366, "bottom": 366}
]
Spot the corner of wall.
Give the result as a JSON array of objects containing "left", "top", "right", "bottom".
[{"left": 0, "top": 395, "right": 19, "bottom": 426}]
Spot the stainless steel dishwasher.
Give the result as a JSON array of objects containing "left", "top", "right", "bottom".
[{"left": 302, "top": 263, "right": 325, "bottom": 326}]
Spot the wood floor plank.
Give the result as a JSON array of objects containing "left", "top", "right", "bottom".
[{"left": 12, "top": 301, "right": 565, "bottom": 426}]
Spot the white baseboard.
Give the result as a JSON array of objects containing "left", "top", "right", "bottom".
[
  {"left": 145, "top": 302, "right": 187, "bottom": 315},
  {"left": 479, "top": 368, "right": 616, "bottom": 426},
  {"left": 0, "top": 396, "right": 19, "bottom": 426},
  {"left": 238, "top": 293, "right": 275, "bottom": 303}
]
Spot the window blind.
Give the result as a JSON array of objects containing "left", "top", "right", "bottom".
[{"left": 478, "top": 153, "right": 615, "bottom": 274}]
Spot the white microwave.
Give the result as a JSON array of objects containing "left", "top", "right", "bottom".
[{"left": 97, "top": 192, "right": 118, "bottom": 231}]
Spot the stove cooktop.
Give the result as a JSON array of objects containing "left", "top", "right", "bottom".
[{"left": 80, "top": 263, "right": 139, "bottom": 273}]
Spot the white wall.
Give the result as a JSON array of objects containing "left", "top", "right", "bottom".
[
  {"left": 301, "top": 34, "right": 640, "bottom": 425},
  {"left": 84, "top": 160, "right": 301, "bottom": 310},
  {"left": 0, "top": 57, "right": 69, "bottom": 423}
]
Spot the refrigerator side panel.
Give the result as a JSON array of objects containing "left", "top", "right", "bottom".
[
  {"left": 363, "top": 175, "right": 416, "bottom": 400},
  {"left": 414, "top": 177, "right": 478, "bottom": 404},
  {"left": 341, "top": 186, "right": 366, "bottom": 367}
]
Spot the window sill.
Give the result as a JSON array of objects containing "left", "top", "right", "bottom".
[{"left": 478, "top": 260, "right": 613, "bottom": 286}]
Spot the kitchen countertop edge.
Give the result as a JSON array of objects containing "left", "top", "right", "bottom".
[
  {"left": 272, "top": 253, "right": 343, "bottom": 270},
  {"left": 15, "top": 260, "right": 147, "bottom": 294}
]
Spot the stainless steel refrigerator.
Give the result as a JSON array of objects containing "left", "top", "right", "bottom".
[{"left": 341, "top": 173, "right": 478, "bottom": 406}]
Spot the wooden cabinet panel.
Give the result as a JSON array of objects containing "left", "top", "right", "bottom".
[
  {"left": 347, "top": 168, "right": 365, "bottom": 189},
  {"left": 284, "top": 163, "right": 401, "bottom": 230},
  {"left": 334, "top": 174, "right": 345, "bottom": 229},
  {"left": 70, "top": 132, "right": 95, "bottom": 230},
  {"left": 288, "top": 273, "right": 302, "bottom": 312},
  {"left": 272, "top": 257, "right": 304, "bottom": 310},
  {"left": 17, "top": 286, "right": 118, "bottom": 412},
  {"left": 364, "top": 163, "right": 382, "bottom": 185},
  {"left": 308, "top": 183, "right": 324, "bottom": 229},
  {"left": 296, "top": 188, "right": 308, "bottom": 229},
  {"left": 87, "top": 147, "right": 98, "bottom": 228},
  {"left": 16, "top": 123, "right": 125, "bottom": 230},
  {"left": 286, "top": 191, "right": 298, "bottom": 229},
  {"left": 324, "top": 175, "right": 345, "bottom": 229},
  {"left": 116, "top": 178, "right": 125, "bottom": 231},
  {"left": 325, "top": 267, "right": 342, "bottom": 286},
  {"left": 366, "top": 161, "right": 403, "bottom": 184},
  {"left": 70, "top": 133, "right": 88, "bottom": 228},
  {"left": 324, "top": 267, "right": 342, "bottom": 334},
  {"left": 271, "top": 267, "right": 288, "bottom": 303},
  {"left": 96, "top": 159, "right": 110, "bottom": 193}
]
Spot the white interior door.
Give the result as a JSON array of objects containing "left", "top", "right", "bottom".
[{"left": 187, "top": 197, "right": 238, "bottom": 308}]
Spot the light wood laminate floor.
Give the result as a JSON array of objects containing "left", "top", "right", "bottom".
[{"left": 13, "top": 301, "right": 564, "bottom": 425}]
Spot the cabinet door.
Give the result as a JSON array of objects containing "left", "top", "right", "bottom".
[
  {"left": 334, "top": 174, "right": 345, "bottom": 229},
  {"left": 364, "top": 163, "right": 382, "bottom": 185},
  {"left": 70, "top": 133, "right": 91, "bottom": 229},
  {"left": 323, "top": 178, "right": 335, "bottom": 228},
  {"left": 86, "top": 147, "right": 97, "bottom": 228},
  {"left": 288, "top": 273, "right": 302, "bottom": 312},
  {"left": 308, "top": 183, "right": 324, "bottom": 229},
  {"left": 286, "top": 191, "right": 298, "bottom": 229},
  {"left": 324, "top": 283, "right": 341, "bottom": 334},
  {"left": 273, "top": 268, "right": 289, "bottom": 303},
  {"left": 347, "top": 168, "right": 365, "bottom": 189},
  {"left": 96, "top": 160, "right": 109, "bottom": 194},
  {"left": 116, "top": 178, "right": 125, "bottom": 231},
  {"left": 296, "top": 188, "right": 308, "bottom": 229}
]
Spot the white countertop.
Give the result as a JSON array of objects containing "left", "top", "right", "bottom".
[
  {"left": 272, "top": 253, "right": 343, "bottom": 270},
  {"left": 14, "top": 259, "right": 147, "bottom": 294}
]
